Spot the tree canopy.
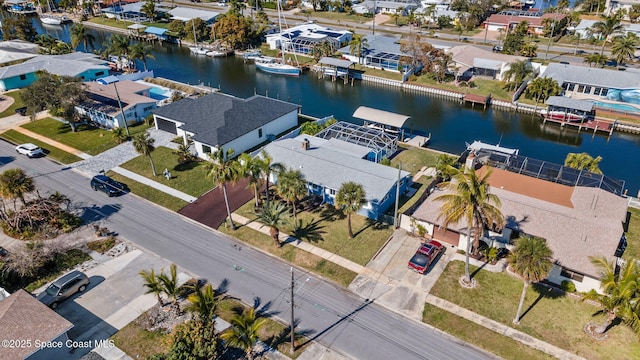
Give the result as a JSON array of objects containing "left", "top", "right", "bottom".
[{"left": 21, "top": 71, "right": 86, "bottom": 122}]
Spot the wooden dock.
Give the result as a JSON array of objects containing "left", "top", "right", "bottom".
[
  {"left": 463, "top": 93, "right": 491, "bottom": 109},
  {"left": 542, "top": 116, "right": 615, "bottom": 135},
  {"left": 403, "top": 134, "right": 431, "bottom": 147}
]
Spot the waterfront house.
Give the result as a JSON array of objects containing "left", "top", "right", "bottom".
[
  {"left": 415, "top": 5, "right": 460, "bottom": 24},
  {"left": 75, "top": 80, "right": 158, "bottom": 130},
  {"left": 355, "top": 0, "right": 418, "bottom": 15},
  {"left": 168, "top": 7, "right": 220, "bottom": 24},
  {"left": 541, "top": 63, "right": 640, "bottom": 111},
  {"left": 0, "top": 40, "right": 39, "bottom": 67},
  {"left": 573, "top": 19, "right": 640, "bottom": 39},
  {"left": 152, "top": 92, "right": 300, "bottom": 159},
  {"left": 447, "top": 45, "right": 529, "bottom": 81},
  {"left": 407, "top": 151, "right": 628, "bottom": 292},
  {"left": 0, "top": 52, "right": 110, "bottom": 91},
  {"left": 266, "top": 23, "right": 352, "bottom": 56},
  {"left": 263, "top": 134, "right": 411, "bottom": 221},
  {"left": 0, "top": 289, "right": 74, "bottom": 360},
  {"left": 483, "top": 9, "right": 566, "bottom": 35}
]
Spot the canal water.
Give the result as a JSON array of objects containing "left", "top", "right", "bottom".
[{"left": 25, "top": 21, "right": 640, "bottom": 195}]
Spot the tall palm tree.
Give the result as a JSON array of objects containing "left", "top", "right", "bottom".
[
  {"left": 0, "top": 168, "right": 35, "bottom": 208},
  {"left": 276, "top": 169, "right": 307, "bottom": 225},
  {"left": 207, "top": 148, "right": 240, "bottom": 230},
  {"left": 348, "top": 34, "right": 368, "bottom": 65},
  {"left": 508, "top": 236, "right": 553, "bottom": 324},
  {"left": 259, "top": 150, "right": 285, "bottom": 206},
  {"left": 185, "top": 283, "right": 219, "bottom": 324},
  {"left": 102, "top": 34, "right": 130, "bottom": 69},
  {"left": 257, "top": 201, "right": 289, "bottom": 247},
  {"left": 220, "top": 307, "right": 267, "bottom": 360},
  {"left": 132, "top": 133, "right": 157, "bottom": 176},
  {"left": 158, "top": 263, "right": 181, "bottom": 311},
  {"left": 335, "top": 182, "right": 367, "bottom": 239},
  {"left": 519, "top": 42, "right": 538, "bottom": 58},
  {"left": 572, "top": 32, "right": 583, "bottom": 55},
  {"left": 128, "top": 42, "right": 155, "bottom": 71},
  {"left": 583, "top": 256, "right": 640, "bottom": 335},
  {"left": 583, "top": 53, "right": 608, "bottom": 68},
  {"left": 611, "top": 33, "right": 639, "bottom": 66},
  {"left": 502, "top": 60, "right": 533, "bottom": 91},
  {"left": 564, "top": 152, "right": 603, "bottom": 174},
  {"left": 435, "top": 167, "right": 505, "bottom": 285},
  {"left": 527, "top": 77, "right": 562, "bottom": 106},
  {"left": 70, "top": 23, "right": 95, "bottom": 52},
  {"left": 239, "top": 153, "right": 265, "bottom": 207},
  {"left": 139, "top": 268, "right": 164, "bottom": 306},
  {"left": 592, "top": 13, "right": 624, "bottom": 53}
]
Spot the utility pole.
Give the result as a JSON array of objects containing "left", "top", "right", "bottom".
[
  {"left": 372, "top": 0, "right": 377, "bottom": 35},
  {"left": 290, "top": 267, "right": 295, "bottom": 353},
  {"left": 112, "top": 82, "right": 130, "bottom": 136},
  {"left": 545, "top": 14, "right": 557, "bottom": 60},
  {"left": 393, "top": 161, "right": 402, "bottom": 228}
]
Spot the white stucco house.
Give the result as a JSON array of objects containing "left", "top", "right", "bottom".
[{"left": 152, "top": 92, "right": 300, "bottom": 159}]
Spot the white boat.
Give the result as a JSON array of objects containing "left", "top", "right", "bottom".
[
  {"left": 40, "top": 0, "right": 63, "bottom": 25},
  {"left": 206, "top": 49, "right": 233, "bottom": 57},
  {"left": 540, "top": 109, "right": 585, "bottom": 122},
  {"left": 255, "top": 1, "right": 300, "bottom": 76},
  {"left": 189, "top": 46, "right": 209, "bottom": 55}
]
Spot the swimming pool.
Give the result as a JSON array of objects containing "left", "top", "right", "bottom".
[
  {"left": 148, "top": 86, "right": 173, "bottom": 100},
  {"left": 591, "top": 100, "right": 640, "bottom": 113}
]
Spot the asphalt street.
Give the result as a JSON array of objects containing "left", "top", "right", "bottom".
[{"left": 1, "top": 142, "right": 494, "bottom": 360}]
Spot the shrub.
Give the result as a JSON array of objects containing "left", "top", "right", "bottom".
[
  {"left": 484, "top": 247, "right": 499, "bottom": 263},
  {"left": 87, "top": 236, "right": 117, "bottom": 254},
  {"left": 561, "top": 280, "right": 576, "bottom": 293},
  {"left": 112, "top": 127, "right": 129, "bottom": 144},
  {"left": 416, "top": 224, "right": 427, "bottom": 237},
  {"left": 380, "top": 158, "right": 391, "bottom": 166}
]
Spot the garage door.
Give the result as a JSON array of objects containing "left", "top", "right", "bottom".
[
  {"left": 433, "top": 227, "right": 460, "bottom": 246},
  {"left": 156, "top": 117, "right": 177, "bottom": 134}
]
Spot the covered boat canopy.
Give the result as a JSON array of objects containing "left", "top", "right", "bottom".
[
  {"left": 546, "top": 96, "right": 594, "bottom": 112},
  {"left": 352, "top": 106, "right": 411, "bottom": 129},
  {"left": 318, "top": 57, "right": 354, "bottom": 68},
  {"left": 127, "top": 23, "right": 147, "bottom": 30},
  {"left": 145, "top": 26, "right": 167, "bottom": 35}
]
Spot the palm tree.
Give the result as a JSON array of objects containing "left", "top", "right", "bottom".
[
  {"left": 140, "top": 0, "right": 156, "bottom": 22},
  {"left": 508, "top": 236, "right": 553, "bottom": 324},
  {"left": 239, "top": 153, "right": 265, "bottom": 207},
  {"left": 158, "top": 263, "right": 181, "bottom": 311},
  {"left": 207, "top": 148, "right": 240, "bottom": 230},
  {"left": 102, "top": 34, "right": 130, "bottom": 70},
  {"left": 185, "top": 283, "right": 219, "bottom": 324},
  {"left": 592, "top": 13, "right": 624, "bottom": 53},
  {"left": 583, "top": 53, "right": 609, "bottom": 67},
  {"left": 572, "top": 32, "right": 583, "bottom": 55},
  {"left": 349, "top": 33, "right": 369, "bottom": 64},
  {"left": 220, "top": 307, "right": 267, "bottom": 360},
  {"left": 70, "top": 23, "right": 95, "bottom": 52},
  {"left": 564, "top": 152, "right": 603, "bottom": 174},
  {"left": 519, "top": 42, "right": 538, "bottom": 58},
  {"left": 139, "top": 268, "right": 164, "bottom": 306},
  {"left": 435, "top": 167, "right": 505, "bottom": 285},
  {"left": 582, "top": 257, "right": 640, "bottom": 336},
  {"left": 259, "top": 150, "right": 285, "bottom": 206},
  {"left": 0, "top": 168, "right": 35, "bottom": 208},
  {"left": 502, "top": 60, "right": 533, "bottom": 91},
  {"left": 335, "top": 182, "right": 367, "bottom": 239},
  {"left": 257, "top": 201, "right": 289, "bottom": 247},
  {"left": 611, "top": 33, "right": 639, "bottom": 66},
  {"left": 128, "top": 42, "right": 155, "bottom": 71},
  {"left": 527, "top": 77, "right": 562, "bottom": 106},
  {"left": 276, "top": 169, "right": 307, "bottom": 225},
  {"left": 132, "top": 133, "right": 157, "bottom": 176}
]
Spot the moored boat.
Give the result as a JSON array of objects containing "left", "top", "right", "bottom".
[{"left": 540, "top": 109, "right": 585, "bottom": 122}]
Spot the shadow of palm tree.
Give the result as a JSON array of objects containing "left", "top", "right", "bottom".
[
  {"left": 174, "top": 161, "right": 200, "bottom": 172},
  {"left": 353, "top": 219, "right": 389, "bottom": 237},
  {"left": 262, "top": 319, "right": 315, "bottom": 353},
  {"left": 519, "top": 282, "right": 566, "bottom": 321},
  {"left": 252, "top": 296, "right": 280, "bottom": 318},
  {"left": 318, "top": 204, "right": 345, "bottom": 221},
  {"left": 291, "top": 218, "right": 326, "bottom": 243}
]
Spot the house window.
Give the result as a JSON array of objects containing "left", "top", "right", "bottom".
[
  {"left": 583, "top": 86, "right": 592, "bottom": 94},
  {"left": 144, "top": 106, "right": 153, "bottom": 111},
  {"left": 600, "top": 88, "right": 608, "bottom": 96},
  {"left": 577, "top": 85, "right": 585, "bottom": 93},
  {"left": 560, "top": 268, "right": 584, "bottom": 282},
  {"left": 19, "top": 74, "right": 26, "bottom": 80},
  {"left": 96, "top": 71, "right": 105, "bottom": 76},
  {"left": 327, "top": 188, "right": 336, "bottom": 196},
  {"left": 202, "top": 145, "right": 212, "bottom": 154},
  {"left": 258, "top": 128, "right": 263, "bottom": 138}
]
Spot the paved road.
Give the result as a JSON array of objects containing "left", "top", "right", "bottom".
[{"left": 2, "top": 143, "right": 493, "bottom": 360}]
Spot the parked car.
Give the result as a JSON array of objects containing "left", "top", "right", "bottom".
[
  {"left": 90, "top": 175, "right": 126, "bottom": 197},
  {"left": 37, "top": 270, "right": 90, "bottom": 309},
  {"left": 15, "top": 143, "right": 44, "bottom": 158},
  {"left": 408, "top": 241, "right": 444, "bottom": 274},
  {"left": 492, "top": 45, "right": 503, "bottom": 53}
]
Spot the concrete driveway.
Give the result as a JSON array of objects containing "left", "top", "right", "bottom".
[{"left": 349, "top": 230, "right": 456, "bottom": 320}]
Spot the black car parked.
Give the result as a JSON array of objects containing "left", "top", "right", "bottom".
[{"left": 90, "top": 175, "right": 126, "bottom": 197}]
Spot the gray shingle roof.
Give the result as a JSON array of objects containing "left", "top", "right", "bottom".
[
  {"left": 152, "top": 92, "right": 299, "bottom": 147},
  {"left": 0, "top": 53, "right": 109, "bottom": 79},
  {"left": 264, "top": 135, "right": 410, "bottom": 202},
  {"left": 542, "top": 63, "right": 640, "bottom": 89},
  {"left": 546, "top": 96, "right": 594, "bottom": 112}
]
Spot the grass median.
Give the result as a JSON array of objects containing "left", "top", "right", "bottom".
[
  {"left": 0, "top": 129, "right": 83, "bottom": 164},
  {"left": 429, "top": 260, "right": 640, "bottom": 360}
]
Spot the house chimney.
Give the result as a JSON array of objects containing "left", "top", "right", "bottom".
[
  {"left": 465, "top": 151, "right": 477, "bottom": 172},
  {"left": 301, "top": 138, "right": 310, "bottom": 150}
]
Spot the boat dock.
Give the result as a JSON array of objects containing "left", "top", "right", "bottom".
[
  {"left": 312, "top": 57, "right": 356, "bottom": 85},
  {"left": 463, "top": 93, "right": 491, "bottom": 109},
  {"left": 402, "top": 134, "right": 431, "bottom": 147},
  {"left": 542, "top": 116, "right": 615, "bottom": 135}
]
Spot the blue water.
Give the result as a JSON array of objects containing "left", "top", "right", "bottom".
[{"left": 592, "top": 101, "right": 640, "bottom": 113}]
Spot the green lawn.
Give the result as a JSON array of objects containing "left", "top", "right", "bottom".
[
  {"left": 111, "top": 321, "right": 170, "bottom": 359},
  {"left": 391, "top": 145, "right": 442, "bottom": 175},
  {"left": 0, "top": 130, "right": 83, "bottom": 164},
  {"left": 411, "top": 77, "right": 513, "bottom": 102},
  {"left": 21, "top": 118, "right": 151, "bottom": 156},
  {"left": 234, "top": 200, "right": 393, "bottom": 266},
  {"left": 429, "top": 261, "right": 640, "bottom": 360},
  {"left": 354, "top": 64, "right": 403, "bottom": 80},
  {"left": 118, "top": 147, "right": 213, "bottom": 198},
  {"left": 0, "top": 89, "right": 26, "bottom": 118},
  {"left": 218, "top": 223, "right": 357, "bottom": 287},
  {"left": 624, "top": 207, "right": 640, "bottom": 262},
  {"left": 299, "top": 10, "right": 373, "bottom": 24},
  {"left": 423, "top": 304, "right": 554, "bottom": 360},
  {"left": 106, "top": 171, "right": 188, "bottom": 212}
]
